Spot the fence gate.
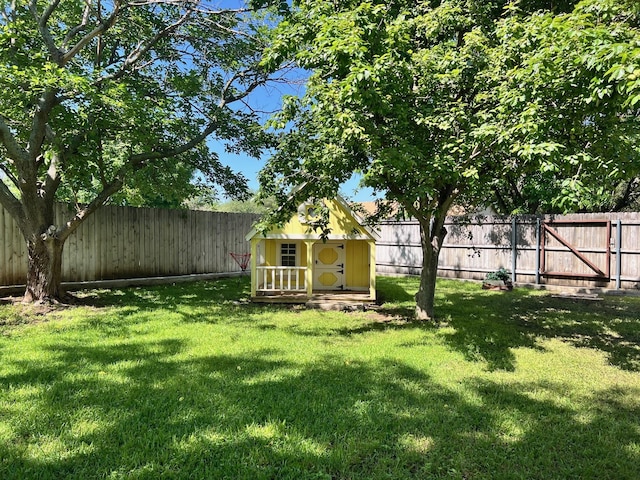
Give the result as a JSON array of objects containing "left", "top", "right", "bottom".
[{"left": 540, "top": 220, "right": 611, "bottom": 281}]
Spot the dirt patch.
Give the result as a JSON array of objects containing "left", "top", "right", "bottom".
[
  {"left": 0, "top": 308, "right": 49, "bottom": 332},
  {"left": 362, "top": 310, "right": 400, "bottom": 322},
  {"left": 359, "top": 306, "right": 418, "bottom": 324},
  {"left": 0, "top": 295, "right": 81, "bottom": 333}
]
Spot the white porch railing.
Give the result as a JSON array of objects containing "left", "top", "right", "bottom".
[{"left": 256, "top": 266, "right": 306, "bottom": 292}]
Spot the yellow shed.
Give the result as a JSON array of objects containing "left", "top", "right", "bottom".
[{"left": 245, "top": 197, "right": 379, "bottom": 304}]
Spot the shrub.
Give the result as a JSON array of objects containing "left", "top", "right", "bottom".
[{"left": 486, "top": 267, "right": 511, "bottom": 283}]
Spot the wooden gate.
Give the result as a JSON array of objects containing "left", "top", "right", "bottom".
[{"left": 540, "top": 220, "right": 611, "bottom": 281}]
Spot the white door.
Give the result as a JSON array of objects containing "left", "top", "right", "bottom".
[{"left": 313, "top": 242, "right": 345, "bottom": 290}]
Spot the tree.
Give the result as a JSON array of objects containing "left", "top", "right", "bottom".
[
  {"left": 259, "top": 0, "right": 640, "bottom": 319},
  {"left": 0, "top": 0, "right": 280, "bottom": 302},
  {"left": 183, "top": 190, "right": 277, "bottom": 213},
  {"left": 486, "top": 0, "right": 640, "bottom": 214}
]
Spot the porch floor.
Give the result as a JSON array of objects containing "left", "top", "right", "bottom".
[{"left": 251, "top": 291, "right": 375, "bottom": 310}]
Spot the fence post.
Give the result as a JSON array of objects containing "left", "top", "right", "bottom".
[
  {"left": 616, "top": 219, "right": 622, "bottom": 290},
  {"left": 535, "top": 218, "right": 541, "bottom": 285},
  {"left": 511, "top": 217, "right": 517, "bottom": 284}
]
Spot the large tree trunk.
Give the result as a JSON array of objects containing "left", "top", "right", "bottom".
[
  {"left": 24, "top": 233, "right": 65, "bottom": 303},
  {"left": 414, "top": 211, "right": 449, "bottom": 321},
  {"left": 415, "top": 238, "right": 439, "bottom": 320}
]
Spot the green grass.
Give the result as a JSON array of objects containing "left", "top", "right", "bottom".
[{"left": 0, "top": 276, "right": 639, "bottom": 479}]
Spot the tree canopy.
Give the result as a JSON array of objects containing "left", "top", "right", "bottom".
[
  {"left": 486, "top": 0, "right": 640, "bottom": 214},
  {"left": 0, "top": 0, "right": 282, "bottom": 301},
  {"left": 259, "top": 0, "right": 640, "bottom": 318}
]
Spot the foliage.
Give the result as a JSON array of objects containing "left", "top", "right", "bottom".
[
  {"left": 0, "top": 0, "right": 284, "bottom": 300},
  {"left": 259, "top": 0, "right": 640, "bottom": 317},
  {"left": 0, "top": 277, "right": 639, "bottom": 478},
  {"left": 485, "top": 268, "right": 511, "bottom": 283},
  {"left": 486, "top": 0, "right": 640, "bottom": 214},
  {"left": 212, "top": 192, "right": 278, "bottom": 214},
  {"left": 182, "top": 190, "right": 278, "bottom": 213},
  {"left": 0, "top": 0, "right": 275, "bottom": 208}
]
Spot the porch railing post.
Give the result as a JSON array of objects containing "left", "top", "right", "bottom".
[{"left": 305, "top": 240, "right": 314, "bottom": 297}]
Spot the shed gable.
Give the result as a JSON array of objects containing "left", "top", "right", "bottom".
[{"left": 246, "top": 197, "right": 378, "bottom": 241}]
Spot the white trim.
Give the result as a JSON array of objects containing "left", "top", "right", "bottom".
[
  {"left": 257, "top": 233, "right": 370, "bottom": 240},
  {"left": 256, "top": 266, "right": 306, "bottom": 292},
  {"left": 278, "top": 240, "right": 300, "bottom": 267}
]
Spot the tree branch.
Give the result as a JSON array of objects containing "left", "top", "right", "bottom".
[
  {"left": 0, "top": 115, "right": 29, "bottom": 163},
  {"left": 96, "top": 5, "right": 193, "bottom": 84},
  {"left": 59, "top": 109, "right": 217, "bottom": 239},
  {"left": 39, "top": 0, "right": 62, "bottom": 26},
  {"left": 0, "top": 175, "right": 24, "bottom": 226},
  {"left": 41, "top": 151, "right": 61, "bottom": 209},
  {"left": 61, "top": 0, "right": 122, "bottom": 66},
  {"left": 207, "top": 20, "right": 254, "bottom": 39},
  {"left": 27, "top": 89, "right": 58, "bottom": 162},
  {"left": 58, "top": 113, "right": 219, "bottom": 239},
  {"left": 62, "top": 1, "right": 94, "bottom": 47},
  {"left": 30, "top": 0, "right": 64, "bottom": 63},
  {"left": 220, "top": 69, "right": 267, "bottom": 106},
  {"left": 0, "top": 162, "right": 19, "bottom": 189},
  {"left": 58, "top": 175, "right": 124, "bottom": 241},
  {"left": 129, "top": 123, "right": 219, "bottom": 168}
]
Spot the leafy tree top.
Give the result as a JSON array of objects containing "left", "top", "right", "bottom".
[
  {"left": 259, "top": 0, "right": 640, "bottom": 220},
  {"left": 0, "top": 0, "right": 283, "bottom": 216}
]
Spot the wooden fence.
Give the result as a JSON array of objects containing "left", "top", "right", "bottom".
[
  {"left": 0, "top": 204, "right": 258, "bottom": 286},
  {"left": 3, "top": 205, "right": 640, "bottom": 291},
  {"left": 376, "top": 213, "right": 640, "bottom": 290}
]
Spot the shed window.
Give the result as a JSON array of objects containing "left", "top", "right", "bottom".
[{"left": 281, "top": 243, "right": 297, "bottom": 266}]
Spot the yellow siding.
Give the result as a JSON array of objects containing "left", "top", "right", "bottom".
[
  {"left": 264, "top": 240, "right": 276, "bottom": 266},
  {"left": 270, "top": 217, "right": 305, "bottom": 236},
  {"left": 250, "top": 198, "right": 376, "bottom": 299},
  {"left": 327, "top": 199, "right": 362, "bottom": 236},
  {"left": 271, "top": 199, "right": 363, "bottom": 237},
  {"left": 300, "top": 242, "right": 308, "bottom": 267},
  {"left": 261, "top": 240, "right": 307, "bottom": 267},
  {"left": 346, "top": 240, "right": 369, "bottom": 288}
]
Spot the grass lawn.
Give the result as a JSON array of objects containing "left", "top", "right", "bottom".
[{"left": 0, "top": 276, "right": 639, "bottom": 479}]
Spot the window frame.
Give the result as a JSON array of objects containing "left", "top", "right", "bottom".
[{"left": 279, "top": 242, "right": 298, "bottom": 267}]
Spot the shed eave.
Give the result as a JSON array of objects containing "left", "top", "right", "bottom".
[
  {"left": 246, "top": 232, "right": 374, "bottom": 241},
  {"left": 245, "top": 195, "right": 381, "bottom": 242}
]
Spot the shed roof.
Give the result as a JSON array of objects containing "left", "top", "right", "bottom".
[{"left": 246, "top": 196, "right": 380, "bottom": 241}]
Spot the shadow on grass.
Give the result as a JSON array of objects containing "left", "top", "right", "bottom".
[
  {"left": 70, "top": 276, "right": 640, "bottom": 373},
  {"left": 33, "top": 276, "right": 640, "bottom": 374},
  {"left": 71, "top": 277, "right": 252, "bottom": 310},
  {"left": 1, "top": 341, "right": 638, "bottom": 479},
  {"left": 435, "top": 289, "right": 544, "bottom": 372},
  {"left": 335, "top": 277, "right": 640, "bottom": 373},
  {"left": 436, "top": 287, "right": 640, "bottom": 372},
  {"left": 376, "top": 277, "right": 416, "bottom": 304}
]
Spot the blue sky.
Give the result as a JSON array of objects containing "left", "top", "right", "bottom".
[
  {"left": 210, "top": 0, "right": 377, "bottom": 203},
  {"left": 212, "top": 80, "right": 377, "bottom": 203}
]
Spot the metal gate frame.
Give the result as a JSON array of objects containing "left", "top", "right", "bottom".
[{"left": 540, "top": 220, "right": 611, "bottom": 280}]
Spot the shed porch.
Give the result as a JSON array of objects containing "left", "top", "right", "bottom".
[{"left": 252, "top": 291, "right": 375, "bottom": 310}]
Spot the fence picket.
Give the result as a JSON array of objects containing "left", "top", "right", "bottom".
[
  {"left": 0, "top": 204, "right": 260, "bottom": 285},
  {"left": 2, "top": 205, "right": 639, "bottom": 290},
  {"left": 377, "top": 213, "right": 640, "bottom": 289}
]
